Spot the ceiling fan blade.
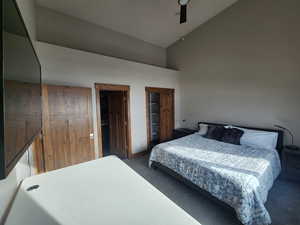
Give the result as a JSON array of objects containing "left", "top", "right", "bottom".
[{"left": 180, "top": 5, "right": 187, "bottom": 24}]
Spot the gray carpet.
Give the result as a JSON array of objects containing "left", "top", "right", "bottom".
[{"left": 124, "top": 155, "right": 300, "bottom": 225}]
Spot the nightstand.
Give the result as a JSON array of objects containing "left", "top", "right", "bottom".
[
  {"left": 282, "top": 148, "right": 300, "bottom": 182},
  {"left": 173, "top": 128, "right": 197, "bottom": 139}
]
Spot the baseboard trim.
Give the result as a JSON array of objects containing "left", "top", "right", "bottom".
[{"left": 130, "top": 150, "right": 150, "bottom": 159}]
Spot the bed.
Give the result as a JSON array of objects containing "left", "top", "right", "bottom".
[{"left": 149, "top": 122, "right": 283, "bottom": 225}]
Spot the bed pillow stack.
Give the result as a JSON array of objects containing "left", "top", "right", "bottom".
[
  {"left": 228, "top": 126, "right": 278, "bottom": 150},
  {"left": 198, "top": 123, "right": 279, "bottom": 150},
  {"left": 199, "top": 124, "right": 244, "bottom": 145}
]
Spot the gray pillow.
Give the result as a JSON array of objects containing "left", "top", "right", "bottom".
[
  {"left": 204, "top": 125, "right": 226, "bottom": 141},
  {"left": 222, "top": 128, "right": 244, "bottom": 145},
  {"left": 197, "top": 123, "right": 208, "bottom": 136}
]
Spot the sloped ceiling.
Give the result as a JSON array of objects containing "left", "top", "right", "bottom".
[{"left": 36, "top": 0, "right": 238, "bottom": 48}]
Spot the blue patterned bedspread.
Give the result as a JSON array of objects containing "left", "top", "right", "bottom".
[{"left": 149, "top": 134, "right": 281, "bottom": 225}]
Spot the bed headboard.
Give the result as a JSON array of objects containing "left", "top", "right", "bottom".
[{"left": 198, "top": 122, "right": 284, "bottom": 153}]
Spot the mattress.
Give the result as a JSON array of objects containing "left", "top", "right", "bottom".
[{"left": 149, "top": 134, "right": 281, "bottom": 225}]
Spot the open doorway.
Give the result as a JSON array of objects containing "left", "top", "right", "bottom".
[
  {"left": 95, "top": 84, "right": 132, "bottom": 159},
  {"left": 146, "top": 87, "right": 175, "bottom": 149}
]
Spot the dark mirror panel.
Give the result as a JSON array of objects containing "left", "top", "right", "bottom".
[{"left": 1, "top": 0, "right": 42, "bottom": 178}]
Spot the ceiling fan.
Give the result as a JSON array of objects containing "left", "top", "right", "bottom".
[{"left": 178, "top": 0, "right": 191, "bottom": 24}]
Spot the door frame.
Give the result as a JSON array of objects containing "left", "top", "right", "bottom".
[
  {"left": 95, "top": 83, "right": 132, "bottom": 158},
  {"left": 145, "top": 87, "right": 175, "bottom": 150}
]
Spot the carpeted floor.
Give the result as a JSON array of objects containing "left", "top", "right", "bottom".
[{"left": 124, "top": 155, "right": 300, "bottom": 225}]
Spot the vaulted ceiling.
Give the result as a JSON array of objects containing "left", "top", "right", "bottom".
[{"left": 36, "top": 0, "right": 238, "bottom": 48}]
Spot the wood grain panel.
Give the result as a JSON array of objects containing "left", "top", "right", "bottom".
[
  {"left": 108, "top": 92, "right": 127, "bottom": 158},
  {"left": 32, "top": 133, "right": 45, "bottom": 174},
  {"left": 4, "top": 80, "right": 42, "bottom": 170},
  {"left": 145, "top": 87, "right": 174, "bottom": 147},
  {"left": 160, "top": 92, "right": 174, "bottom": 142},
  {"left": 42, "top": 85, "right": 94, "bottom": 171},
  {"left": 95, "top": 83, "right": 129, "bottom": 91}
]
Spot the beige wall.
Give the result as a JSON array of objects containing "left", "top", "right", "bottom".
[
  {"left": 167, "top": 0, "right": 300, "bottom": 145},
  {"left": 37, "top": 42, "right": 181, "bottom": 156},
  {"left": 36, "top": 6, "right": 167, "bottom": 68}
]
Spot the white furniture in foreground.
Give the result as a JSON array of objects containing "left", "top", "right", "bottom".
[{"left": 4, "top": 156, "right": 201, "bottom": 225}]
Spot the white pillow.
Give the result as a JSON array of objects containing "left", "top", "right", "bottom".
[
  {"left": 197, "top": 123, "right": 208, "bottom": 136},
  {"left": 228, "top": 126, "right": 278, "bottom": 150}
]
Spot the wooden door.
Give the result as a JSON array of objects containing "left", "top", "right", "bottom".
[
  {"left": 160, "top": 91, "right": 174, "bottom": 142},
  {"left": 108, "top": 92, "right": 127, "bottom": 158},
  {"left": 42, "top": 85, "right": 95, "bottom": 171},
  {"left": 146, "top": 87, "right": 174, "bottom": 148}
]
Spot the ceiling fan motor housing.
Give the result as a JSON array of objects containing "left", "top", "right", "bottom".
[{"left": 178, "top": 0, "right": 190, "bottom": 6}]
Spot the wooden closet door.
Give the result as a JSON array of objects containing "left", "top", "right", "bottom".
[
  {"left": 108, "top": 92, "right": 127, "bottom": 158},
  {"left": 42, "top": 85, "right": 95, "bottom": 171},
  {"left": 160, "top": 91, "right": 174, "bottom": 142}
]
